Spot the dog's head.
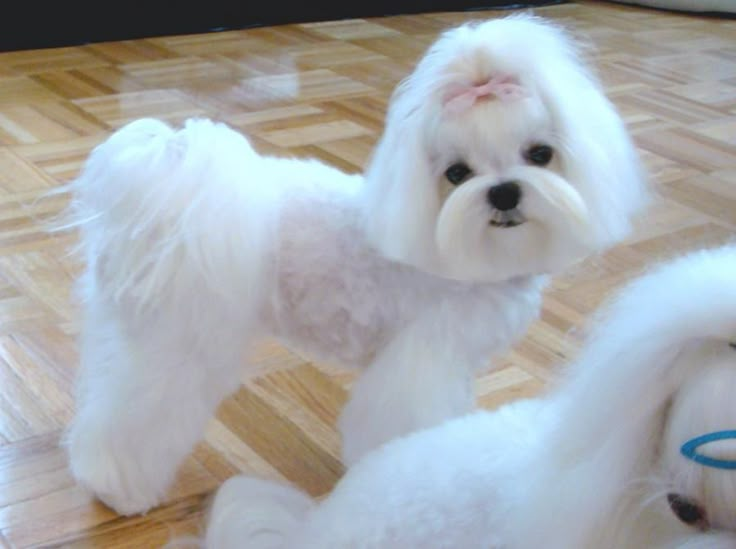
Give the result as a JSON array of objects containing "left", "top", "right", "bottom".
[
  {"left": 660, "top": 342, "right": 736, "bottom": 534},
  {"left": 361, "top": 15, "right": 648, "bottom": 282}
]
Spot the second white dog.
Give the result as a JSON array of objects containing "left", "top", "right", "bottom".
[
  {"left": 65, "top": 14, "right": 646, "bottom": 515},
  {"left": 206, "top": 245, "right": 736, "bottom": 549}
]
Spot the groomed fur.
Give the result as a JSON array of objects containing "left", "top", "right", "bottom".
[
  {"left": 65, "top": 119, "right": 283, "bottom": 514},
  {"left": 205, "top": 478, "right": 313, "bottom": 549},
  {"left": 206, "top": 245, "right": 736, "bottom": 548},
  {"left": 68, "top": 118, "right": 278, "bottom": 312}
]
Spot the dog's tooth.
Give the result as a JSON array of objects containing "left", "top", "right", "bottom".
[{"left": 511, "top": 210, "right": 526, "bottom": 224}]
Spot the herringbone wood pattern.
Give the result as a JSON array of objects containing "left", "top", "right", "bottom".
[{"left": 0, "top": 1, "right": 734, "bottom": 546}]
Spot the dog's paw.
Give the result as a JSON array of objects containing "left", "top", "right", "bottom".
[
  {"left": 87, "top": 479, "right": 161, "bottom": 517},
  {"left": 67, "top": 425, "right": 166, "bottom": 516}
]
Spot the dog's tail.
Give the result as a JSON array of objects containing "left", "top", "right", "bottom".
[
  {"left": 205, "top": 476, "right": 314, "bottom": 549},
  {"left": 557, "top": 244, "right": 736, "bottom": 439},
  {"left": 64, "top": 118, "right": 278, "bottom": 314}
]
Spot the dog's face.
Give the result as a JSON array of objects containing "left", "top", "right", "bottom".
[
  {"left": 660, "top": 341, "right": 736, "bottom": 535},
  {"left": 429, "top": 86, "right": 594, "bottom": 281},
  {"left": 361, "top": 15, "right": 649, "bottom": 282}
]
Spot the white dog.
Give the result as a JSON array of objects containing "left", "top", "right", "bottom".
[
  {"left": 206, "top": 244, "right": 736, "bottom": 549},
  {"left": 64, "top": 14, "right": 647, "bottom": 515}
]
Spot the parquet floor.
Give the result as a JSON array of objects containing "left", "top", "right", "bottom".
[{"left": 0, "top": 1, "right": 734, "bottom": 546}]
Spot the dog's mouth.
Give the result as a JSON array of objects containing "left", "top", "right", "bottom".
[
  {"left": 489, "top": 209, "right": 526, "bottom": 228},
  {"left": 490, "top": 219, "right": 524, "bottom": 228}
]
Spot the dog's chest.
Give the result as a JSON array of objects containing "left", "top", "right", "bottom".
[
  {"left": 265, "top": 185, "right": 544, "bottom": 369},
  {"left": 271, "top": 229, "right": 541, "bottom": 369}
]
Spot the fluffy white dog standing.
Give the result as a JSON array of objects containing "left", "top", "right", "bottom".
[
  {"left": 65, "top": 15, "right": 647, "bottom": 515},
  {"left": 206, "top": 245, "right": 736, "bottom": 549}
]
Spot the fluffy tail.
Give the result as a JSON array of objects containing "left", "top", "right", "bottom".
[
  {"left": 205, "top": 477, "right": 314, "bottom": 549},
  {"left": 65, "top": 118, "right": 278, "bottom": 314},
  {"left": 556, "top": 243, "right": 736, "bottom": 444}
]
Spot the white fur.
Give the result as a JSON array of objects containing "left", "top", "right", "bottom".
[
  {"left": 206, "top": 244, "right": 736, "bottom": 548},
  {"left": 206, "top": 478, "right": 313, "bottom": 548},
  {"left": 64, "top": 15, "right": 646, "bottom": 515}
]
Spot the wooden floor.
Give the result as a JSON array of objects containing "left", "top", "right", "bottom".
[{"left": 0, "top": 1, "right": 734, "bottom": 546}]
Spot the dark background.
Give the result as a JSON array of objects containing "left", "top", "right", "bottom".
[{"left": 1, "top": 1, "right": 567, "bottom": 52}]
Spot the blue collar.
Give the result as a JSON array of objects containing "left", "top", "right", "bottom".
[{"left": 681, "top": 431, "right": 736, "bottom": 470}]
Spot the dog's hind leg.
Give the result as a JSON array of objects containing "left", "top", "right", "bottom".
[
  {"left": 66, "top": 291, "right": 254, "bottom": 516},
  {"left": 63, "top": 118, "right": 277, "bottom": 515}
]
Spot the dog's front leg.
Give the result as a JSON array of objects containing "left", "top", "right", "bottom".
[{"left": 338, "top": 316, "right": 479, "bottom": 466}]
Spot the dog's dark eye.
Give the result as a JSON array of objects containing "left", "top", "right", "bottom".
[
  {"left": 444, "top": 162, "right": 473, "bottom": 185},
  {"left": 667, "top": 493, "right": 708, "bottom": 528},
  {"left": 525, "top": 144, "right": 554, "bottom": 166}
]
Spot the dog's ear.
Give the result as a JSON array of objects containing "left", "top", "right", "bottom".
[
  {"left": 535, "top": 38, "right": 650, "bottom": 250},
  {"left": 360, "top": 82, "right": 442, "bottom": 271},
  {"left": 360, "top": 23, "right": 471, "bottom": 271}
]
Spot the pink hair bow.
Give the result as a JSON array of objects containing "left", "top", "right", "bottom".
[{"left": 443, "top": 74, "right": 526, "bottom": 113}]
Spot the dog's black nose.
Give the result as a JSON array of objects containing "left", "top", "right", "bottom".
[
  {"left": 487, "top": 182, "right": 521, "bottom": 211},
  {"left": 667, "top": 494, "right": 708, "bottom": 529}
]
